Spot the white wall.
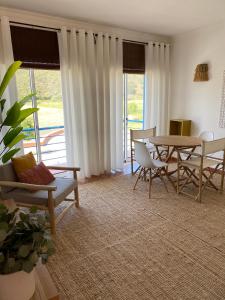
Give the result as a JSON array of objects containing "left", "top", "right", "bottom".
[
  {"left": 0, "top": 6, "right": 170, "bottom": 44},
  {"left": 171, "top": 21, "right": 225, "bottom": 138}
]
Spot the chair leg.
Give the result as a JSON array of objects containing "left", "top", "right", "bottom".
[
  {"left": 177, "top": 161, "right": 180, "bottom": 194},
  {"left": 73, "top": 170, "right": 79, "bottom": 208},
  {"left": 159, "top": 168, "right": 168, "bottom": 192},
  {"left": 198, "top": 169, "right": 203, "bottom": 203},
  {"left": 133, "top": 167, "right": 143, "bottom": 190},
  {"left": 221, "top": 170, "right": 225, "bottom": 193},
  {"left": 134, "top": 165, "right": 141, "bottom": 175},
  {"left": 48, "top": 191, "right": 56, "bottom": 235},
  {"left": 221, "top": 152, "right": 225, "bottom": 192},
  {"left": 149, "top": 169, "right": 152, "bottom": 199},
  {"left": 202, "top": 171, "right": 218, "bottom": 190},
  {"left": 131, "top": 147, "right": 134, "bottom": 175},
  {"left": 74, "top": 186, "right": 79, "bottom": 208}
]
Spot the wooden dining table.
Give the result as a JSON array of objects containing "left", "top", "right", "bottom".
[
  {"left": 149, "top": 135, "right": 202, "bottom": 162},
  {"left": 148, "top": 135, "right": 202, "bottom": 190}
]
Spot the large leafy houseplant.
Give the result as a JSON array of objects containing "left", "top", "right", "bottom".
[
  {"left": 0, "top": 204, "right": 54, "bottom": 300},
  {"left": 0, "top": 204, "right": 54, "bottom": 275},
  {"left": 0, "top": 61, "right": 38, "bottom": 164},
  {"left": 0, "top": 62, "right": 54, "bottom": 300}
]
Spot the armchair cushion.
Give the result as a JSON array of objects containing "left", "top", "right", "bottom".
[
  {"left": 12, "top": 152, "right": 36, "bottom": 176},
  {"left": 18, "top": 162, "right": 55, "bottom": 186},
  {"left": 1, "top": 178, "right": 76, "bottom": 207}
]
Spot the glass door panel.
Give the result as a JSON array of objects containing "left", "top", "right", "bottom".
[
  {"left": 16, "top": 69, "right": 38, "bottom": 161},
  {"left": 34, "top": 69, "right": 66, "bottom": 165},
  {"left": 16, "top": 68, "right": 66, "bottom": 165},
  {"left": 123, "top": 73, "right": 145, "bottom": 161}
]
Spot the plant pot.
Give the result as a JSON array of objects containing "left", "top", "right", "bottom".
[{"left": 0, "top": 269, "right": 35, "bottom": 300}]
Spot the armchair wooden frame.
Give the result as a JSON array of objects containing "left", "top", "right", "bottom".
[{"left": 0, "top": 166, "right": 80, "bottom": 235}]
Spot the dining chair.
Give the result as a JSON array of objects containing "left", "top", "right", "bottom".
[
  {"left": 189, "top": 130, "right": 214, "bottom": 157},
  {"left": 199, "top": 131, "right": 214, "bottom": 141},
  {"left": 130, "top": 127, "right": 156, "bottom": 175},
  {"left": 177, "top": 138, "right": 225, "bottom": 202},
  {"left": 181, "top": 131, "right": 214, "bottom": 161},
  {"left": 133, "top": 140, "right": 170, "bottom": 198}
]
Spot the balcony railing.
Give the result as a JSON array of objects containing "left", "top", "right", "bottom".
[
  {"left": 22, "top": 125, "right": 66, "bottom": 165},
  {"left": 23, "top": 119, "right": 143, "bottom": 164}
]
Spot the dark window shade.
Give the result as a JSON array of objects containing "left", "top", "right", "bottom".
[
  {"left": 10, "top": 26, "right": 60, "bottom": 70},
  {"left": 123, "top": 42, "right": 145, "bottom": 74}
]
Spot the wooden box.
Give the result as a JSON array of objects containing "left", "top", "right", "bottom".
[{"left": 169, "top": 119, "right": 191, "bottom": 136}]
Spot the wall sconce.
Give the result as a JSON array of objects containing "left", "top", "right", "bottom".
[{"left": 194, "top": 64, "right": 209, "bottom": 81}]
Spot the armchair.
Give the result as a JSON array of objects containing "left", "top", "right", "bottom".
[{"left": 0, "top": 163, "right": 80, "bottom": 234}]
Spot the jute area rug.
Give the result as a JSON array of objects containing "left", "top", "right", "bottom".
[{"left": 47, "top": 174, "right": 225, "bottom": 300}]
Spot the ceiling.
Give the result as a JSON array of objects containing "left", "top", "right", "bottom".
[{"left": 1, "top": 0, "right": 225, "bottom": 36}]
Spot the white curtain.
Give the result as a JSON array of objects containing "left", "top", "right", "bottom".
[
  {"left": 0, "top": 16, "right": 24, "bottom": 159},
  {"left": 144, "top": 42, "right": 170, "bottom": 135},
  {"left": 58, "top": 28, "right": 123, "bottom": 178},
  {"left": 0, "top": 16, "right": 17, "bottom": 111}
]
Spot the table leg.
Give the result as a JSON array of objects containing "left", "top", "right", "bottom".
[
  {"left": 165, "top": 146, "right": 175, "bottom": 163},
  {"left": 155, "top": 145, "right": 162, "bottom": 161}
]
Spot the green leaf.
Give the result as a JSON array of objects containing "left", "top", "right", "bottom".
[
  {"left": 19, "top": 212, "right": 29, "bottom": 222},
  {"left": 22, "top": 261, "right": 34, "bottom": 273},
  {"left": 29, "top": 251, "right": 38, "bottom": 264},
  {"left": 18, "top": 245, "right": 30, "bottom": 258},
  {"left": 7, "top": 257, "right": 15, "bottom": 268},
  {"left": 19, "top": 93, "right": 36, "bottom": 108},
  {"left": 41, "top": 254, "right": 48, "bottom": 264},
  {"left": 37, "top": 215, "right": 45, "bottom": 225},
  {"left": 47, "top": 247, "right": 55, "bottom": 256},
  {"left": 1, "top": 148, "right": 20, "bottom": 163},
  {"left": 32, "top": 232, "right": 43, "bottom": 242},
  {"left": 3, "top": 127, "right": 23, "bottom": 147},
  {"left": 0, "top": 61, "right": 22, "bottom": 98},
  {"left": 2, "top": 102, "right": 20, "bottom": 126},
  {"left": 0, "top": 99, "right": 6, "bottom": 112},
  {"left": 6, "top": 133, "right": 25, "bottom": 150},
  {"left": 13, "top": 108, "right": 38, "bottom": 128},
  {"left": 0, "top": 253, "right": 4, "bottom": 263},
  {"left": 0, "top": 229, "right": 7, "bottom": 242},
  {"left": 0, "top": 204, "right": 7, "bottom": 214},
  {"left": 13, "top": 260, "right": 23, "bottom": 273},
  {"left": 30, "top": 206, "right": 38, "bottom": 214},
  {"left": 0, "top": 222, "right": 9, "bottom": 232}
]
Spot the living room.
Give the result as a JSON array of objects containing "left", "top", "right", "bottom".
[{"left": 1, "top": 1, "right": 225, "bottom": 299}]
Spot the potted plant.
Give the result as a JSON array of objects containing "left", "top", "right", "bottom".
[
  {"left": 0, "top": 204, "right": 54, "bottom": 300},
  {"left": 0, "top": 61, "right": 46, "bottom": 299},
  {"left": 0, "top": 61, "right": 38, "bottom": 163}
]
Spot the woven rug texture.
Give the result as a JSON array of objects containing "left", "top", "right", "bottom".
[{"left": 47, "top": 174, "right": 225, "bottom": 300}]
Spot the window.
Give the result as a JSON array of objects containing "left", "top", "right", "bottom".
[
  {"left": 123, "top": 41, "right": 145, "bottom": 161},
  {"left": 123, "top": 73, "right": 145, "bottom": 161},
  {"left": 11, "top": 25, "right": 65, "bottom": 164},
  {"left": 16, "top": 68, "right": 66, "bottom": 165}
]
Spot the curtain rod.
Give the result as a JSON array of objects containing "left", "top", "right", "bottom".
[
  {"left": 9, "top": 21, "right": 169, "bottom": 46},
  {"left": 10, "top": 21, "right": 61, "bottom": 32}
]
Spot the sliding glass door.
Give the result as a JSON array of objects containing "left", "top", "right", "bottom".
[
  {"left": 123, "top": 73, "right": 145, "bottom": 161},
  {"left": 16, "top": 68, "right": 66, "bottom": 165}
]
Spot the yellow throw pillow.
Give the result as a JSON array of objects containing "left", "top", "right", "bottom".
[{"left": 11, "top": 152, "right": 37, "bottom": 176}]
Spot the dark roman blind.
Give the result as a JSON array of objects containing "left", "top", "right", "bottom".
[
  {"left": 10, "top": 25, "right": 60, "bottom": 70},
  {"left": 123, "top": 41, "right": 145, "bottom": 74}
]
